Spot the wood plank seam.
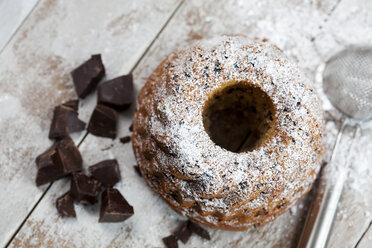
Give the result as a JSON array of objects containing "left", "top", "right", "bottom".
[
  {"left": 0, "top": 0, "right": 41, "bottom": 56},
  {"left": 328, "top": 0, "right": 343, "bottom": 16},
  {"left": 354, "top": 220, "right": 372, "bottom": 248},
  {"left": 310, "top": 0, "right": 343, "bottom": 59},
  {"left": 4, "top": 183, "right": 53, "bottom": 248},
  {"left": 3, "top": 0, "right": 186, "bottom": 246},
  {"left": 127, "top": 0, "right": 186, "bottom": 75},
  {"left": 4, "top": 131, "right": 88, "bottom": 248}
]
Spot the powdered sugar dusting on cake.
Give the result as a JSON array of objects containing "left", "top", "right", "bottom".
[{"left": 132, "top": 36, "right": 326, "bottom": 229}]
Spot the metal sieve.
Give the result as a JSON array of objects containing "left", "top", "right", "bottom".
[{"left": 298, "top": 46, "right": 372, "bottom": 248}]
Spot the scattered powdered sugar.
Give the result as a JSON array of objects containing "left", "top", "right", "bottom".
[
  {"left": 0, "top": 94, "right": 23, "bottom": 123},
  {"left": 347, "top": 130, "right": 372, "bottom": 196},
  {"left": 132, "top": 36, "right": 326, "bottom": 229}
]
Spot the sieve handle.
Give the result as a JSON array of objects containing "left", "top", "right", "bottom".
[{"left": 297, "top": 119, "right": 358, "bottom": 248}]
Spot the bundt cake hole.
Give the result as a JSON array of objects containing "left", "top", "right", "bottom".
[{"left": 202, "top": 81, "right": 275, "bottom": 153}]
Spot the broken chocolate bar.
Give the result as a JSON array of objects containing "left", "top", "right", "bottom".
[
  {"left": 87, "top": 104, "right": 117, "bottom": 139},
  {"left": 88, "top": 159, "right": 121, "bottom": 187},
  {"left": 162, "top": 235, "right": 178, "bottom": 248},
  {"left": 99, "top": 188, "right": 134, "bottom": 222},
  {"left": 173, "top": 221, "right": 192, "bottom": 244},
  {"left": 62, "top": 99, "right": 79, "bottom": 111},
  {"left": 49, "top": 105, "right": 85, "bottom": 139},
  {"left": 35, "top": 143, "right": 65, "bottom": 186},
  {"left": 71, "top": 54, "right": 105, "bottom": 98},
  {"left": 188, "top": 221, "right": 211, "bottom": 240},
  {"left": 56, "top": 191, "right": 76, "bottom": 218},
  {"left": 71, "top": 173, "right": 101, "bottom": 205},
  {"left": 54, "top": 137, "right": 83, "bottom": 173},
  {"left": 97, "top": 74, "right": 133, "bottom": 111},
  {"left": 119, "top": 136, "right": 131, "bottom": 144}
]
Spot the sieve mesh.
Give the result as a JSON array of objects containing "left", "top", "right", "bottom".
[{"left": 323, "top": 47, "right": 372, "bottom": 120}]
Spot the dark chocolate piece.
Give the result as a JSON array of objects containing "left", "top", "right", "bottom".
[
  {"left": 55, "top": 137, "right": 83, "bottom": 173},
  {"left": 173, "top": 221, "right": 192, "bottom": 244},
  {"left": 129, "top": 123, "right": 133, "bottom": 132},
  {"left": 71, "top": 173, "right": 101, "bottom": 205},
  {"left": 49, "top": 105, "right": 86, "bottom": 139},
  {"left": 56, "top": 191, "right": 76, "bottom": 218},
  {"left": 188, "top": 221, "right": 211, "bottom": 240},
  {"left": 162, "top": 235, "right": 178, "bottom": 248},
  {"left": 97, "top": 74, "right": 133, "bottom": 111},
  {"left": 99, "top": 188, "right": 134, "bottom": 222},
  {"left": 119, "top": 136, "right": 131, "bottom": 144},
  {"left": 63, "top": 99, "right": 79, "bottom": 111},
  {"left": 35, "top": 143, "right": 66, "bottom": 186},
  {"left": 88, "top": 159, "right": 121, "bottom": 187},
  {"left": 71, "top": 54, "right": 105, "bottom": 98},
  {"left": 87, "top": 104, "right": 117, "bottom": 139},
  {"left": 133, "top": 165, "right": 142, "bottom": 177}
]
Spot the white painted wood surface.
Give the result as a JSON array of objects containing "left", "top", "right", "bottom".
[
  {"left": 357, "top": 223, "right": 372, "bottom": 248},
  {"left": 0, "top": 0, "right": 182, "bottom": 246},
  {"left": 2, "top": 0, "right": 372, "bottom": 247},
  {"left": 0, "top": 0, "right": 39, "bottom": 51}
]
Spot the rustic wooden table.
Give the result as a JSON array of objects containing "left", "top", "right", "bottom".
[{"left": 1, "top": 0, "right": 371, "bottom": 247}]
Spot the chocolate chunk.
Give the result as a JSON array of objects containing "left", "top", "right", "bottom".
[
  {"left": 49, "top": 105, "right": 86, "bottom": 139},
  {"left": 35, "top": 137, "right": 82, "bottom": 186},
  {"left": 56, "top": 191, "right": 76, "bottom": 218},
  {"left": 162, "top": 235, "right": 178, "bottom": 248},
  {"left": 35, "top": 143, "right": 65, "bottom": 186},
  {"left": 54, "top": 137, "right": 83, "bottom": 173},
  {"left": 188, "top": 221, "right": 211, "bottom": 240},
  {"left": 119, "top": 136, "right": 131, "bottom": 144},
  {"left": 129, "top": 123, "right": 133, "bottom": 132},
  {"left": 99, "top": 188, "right": 134, "bottom": 222},
  {"left": 88, "top": 159, "right": 121, "bottom": 187},
  {"left": 71, "top": 173, "right": 101, "bottom": 205},
  {"left": 87, "top": 104, "right": 117, "bottom": 139},
  {"left": 71, "top": 54, "right": 105, "bottom": 98},
  {"left": 133, "top": 165, "right": 142, "bottom": 177},
  {"left": 173, "top": 221, "right": 192, "bottom": 244},
  {"left": 97, "top": 74, "right": 134, "bottom": 111},
  {"left": 63, "top": 99, "right": 79, "bottom": 111}
]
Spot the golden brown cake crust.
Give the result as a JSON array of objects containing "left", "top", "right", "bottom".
[{"left": 132, "top": 36, "right": 326, "bottom": 230}]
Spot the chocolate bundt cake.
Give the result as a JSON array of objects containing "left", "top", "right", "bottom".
[{"left": 132, "top": 36, "right": 326, "bottom": 230}]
